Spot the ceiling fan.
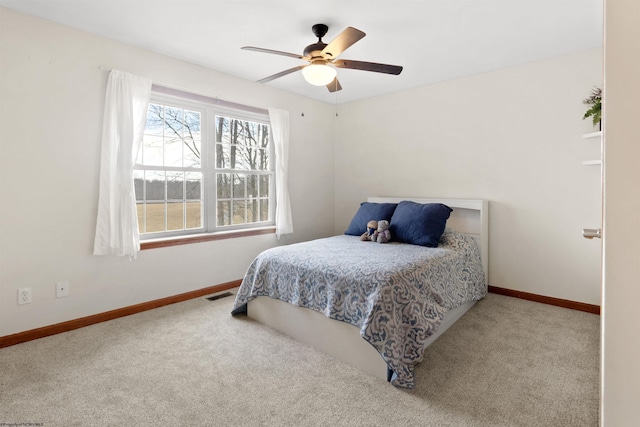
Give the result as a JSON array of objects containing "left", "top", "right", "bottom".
[{"left": 242, "top": 24, "right": 403, "bottom": 92}]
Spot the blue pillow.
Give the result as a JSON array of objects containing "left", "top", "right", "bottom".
[
  {"left": 345, "top": 202, "right": 398, "bottom": 236},
  {"left": 390, "top": 201, "right": 453, "bottom": 247}
]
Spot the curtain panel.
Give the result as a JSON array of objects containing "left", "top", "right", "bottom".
[
  {"left": 93, "top": 70, "right": 152, "bottom": 257},
  {"left": 268, "top": 108, "right": 293, "bottom": 238}
]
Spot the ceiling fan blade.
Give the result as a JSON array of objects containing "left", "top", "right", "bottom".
[
  {"left": 333, "top": 59, "right": 403, "bottom": 75},
  {"left": 321, "top": 27, "right": 366, "bottom": 59},
  {"left": 326, "top": 78, "right": 342, "bottom": 93},
  {"left": 256, "top": 65, "right": 306, "bottom": 84},
  {"left": 242, "top": 46, "right": 304, "bottom": 60}
]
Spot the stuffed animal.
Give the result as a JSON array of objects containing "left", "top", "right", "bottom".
[
  {"left": 372, "top": 220, "right": 391, "bottom": 243},
  {"left": 360, "top": 220, "right": 378, "bottom": 241}
]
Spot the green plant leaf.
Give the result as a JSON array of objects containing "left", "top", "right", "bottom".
[{"left": 582, "top": 86, "right": 602, "bottom": 126}]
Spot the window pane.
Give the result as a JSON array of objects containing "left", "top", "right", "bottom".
[
  {"left": 164, "top": 136, "right": 183, "bottom": 167},
  {"left": 233, "top": 174, "right": 245, "bottom": 198},
  {"left": 145, "top": 171, "right": 165, "bottom": 201},
  {"left": 259, "top": 175, "right": 269, "bottom": 198},
  {"left": 215, "top": 116, "right": 230, "bottom": 143},
  {"left": 229, "top": 121, "right": 250, "bottom": 170},
  {"left": 184, "top": 110, "right": 201, "bottom": 168},
  {"left": 185, "top": 172, "right": 201, "bottom": 200},
  {"left": 260, "top": 198, "right": 269, "bottom": 222},
  {"left": 183, "top": 136, "right": 201, "bottom": 168},
  {"left": 231, "top": 122, "right": 241, "bottom": 148},
  {"left": 246, "top": 198, "right": 259, "bottom": 223},
  {"left": 167, "top": 172, "right": 183, "bottom": 200},
  {"left": 257, "top": 148, "right": 269, "bottom": 171},
  {"left": 244, "top": 121, "right": 258, "bottom": 147},
  {"left": 164, "top": 106, "right": 184, "bottom": 139},
  {"left": 185, "top": 110, "right": 201, "bottom": 134},
  {"left": 230, "top": 144, "right": 252, "bottom": 170},
  {"left": 228, "top": 144, "right": 239, "bottom": 169},
  {"left": 134, "top": 170, "right": 144, "bottom": 201},
  {"left": 258, "top": 124, "right": 269, "bottom": 148},
  {"left": 215, "top": 116, "right": 270, "bottom": 172},
  {"left": 186, "top": 201, "right": 202, "bottom": 229},
  {"left": 217, "top": 173, "right": 230, "bottom": 198},
  {"left": 217, "top": 200, "right": 231, "bottom": 226},
  {"left": 164, "top": 107, "right": 183, "bottom": 167},
  {"left": 142, "top": 135, "right": 164, "bottom": 166},
  {"left": 166, "top": 202, "right": 184, "bottom": 231},
  {"left": 233, "top": 200, "right": 246, "bottom": 225},
  {"left": 146, "top": 104, "right": 164, "bottom": 136},
  {"left": 136, "top": 203, "right": 145, "bottom": 233},
  {"left": 146, "top": 202, "right": 165, "bottom": 233},
  {"left": 216, "top": 143, "right": 229, "bottom": 168},
  {"left": 247, "top": 175, "right": 258, "bottom": 198}
]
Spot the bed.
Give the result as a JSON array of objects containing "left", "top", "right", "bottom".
[{"left": 232, "top": 197, "right": 488, "bottom": 389}]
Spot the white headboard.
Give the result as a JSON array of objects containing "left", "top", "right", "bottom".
[{"left": 367, "top": 197, "right": 489, "bottom": 285}]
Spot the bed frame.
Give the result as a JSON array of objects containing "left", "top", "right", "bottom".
[{"left": 247, "top": 197, "right": 489, "bottom": 382}]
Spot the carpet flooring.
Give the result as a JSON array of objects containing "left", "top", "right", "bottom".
[{"left": 0, "top": 293, "right": 600, "bottom": 426}]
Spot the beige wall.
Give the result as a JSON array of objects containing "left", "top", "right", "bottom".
[
  {"left": 0, "top": 8, "right": 336, "bottom": 336},
  {"left": 335, "top": 49, "right": 603, "bottom": 306},
  {"left": 601, "top": 0, "right": 640, "bottom": 424}
]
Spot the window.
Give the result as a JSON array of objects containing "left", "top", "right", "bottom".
[
  {"left": 134, "top": 92, "right": 273, "bottom": 239},
  {"left": 214, "top": 116, "right": 271, "bottom": 227}
]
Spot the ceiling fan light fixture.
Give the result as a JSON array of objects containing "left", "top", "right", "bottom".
[
  {"left": 302, "top": 63, "right": 337, "bottom": 86},
  {"left": 243, "top": 24, "right": 402, "bottom": 93}
]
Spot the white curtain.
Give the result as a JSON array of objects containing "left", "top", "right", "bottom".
[
  {"left": 93, "top": 70, "right": 152, "bottom": 257},
  {"left": 269, "top": 108, "right": 293, "bottom": 238}
]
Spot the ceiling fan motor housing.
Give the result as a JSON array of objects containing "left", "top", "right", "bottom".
[{"left": 303, "top": 42, "right": 328, "bottom": 58}]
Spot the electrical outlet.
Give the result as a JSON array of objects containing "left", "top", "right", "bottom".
[
  {"left": 17, "top": 288, "right": 32, "bottom": 305},
  {"left": 56, "top": 281, "right": 69, "bottom": 298}
]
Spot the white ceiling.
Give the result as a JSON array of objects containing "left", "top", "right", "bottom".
[{"left": 0, "top": 0, "right": 603, "bottom": 104}]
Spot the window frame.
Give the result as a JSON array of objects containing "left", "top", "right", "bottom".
[{"left": 135, "top": 91, "right": 275, "bottom": 242}]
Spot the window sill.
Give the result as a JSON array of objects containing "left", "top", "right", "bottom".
[{"left": 140, "top": 227, "right": 276, "bottom": 250}]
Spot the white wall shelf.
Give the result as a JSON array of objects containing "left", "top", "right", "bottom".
[
  {"left": 583, "top": 130, "right": 602, "bottom": 139},
  {"left": 582, "top": 131, "right": 602, "bottom": 165}
]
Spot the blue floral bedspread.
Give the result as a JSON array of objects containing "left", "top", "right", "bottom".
[{"left": 231, "top": 229, "right": 486, "bottom": 389}]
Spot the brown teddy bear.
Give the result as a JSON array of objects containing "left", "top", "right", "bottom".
[{"left": 360, "top": 220, "right": 378, "bottom": 241}]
